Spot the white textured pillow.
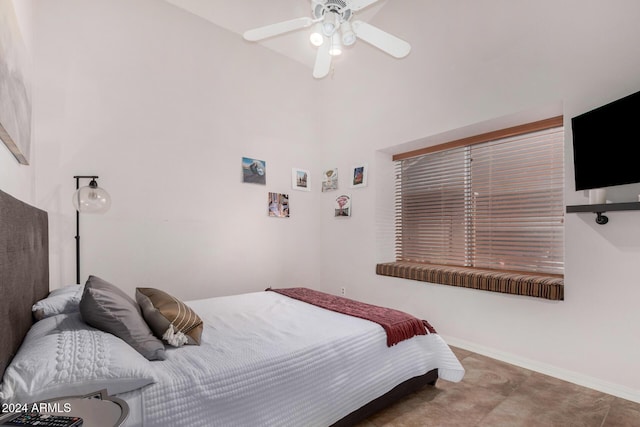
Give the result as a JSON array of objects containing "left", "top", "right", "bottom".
[
  {"left": 48, "top": 284, "right": 85, "bottom": 298},
  {"left": 32, "top": 285, "right": 84, "bottom": 320},
  {"left": 0, "top": 313, "right": 156, "bottom": 404}
]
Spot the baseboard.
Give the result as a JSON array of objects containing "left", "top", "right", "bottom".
[{"left": 441, "top": 335, "right": 640, "bottom": 404}]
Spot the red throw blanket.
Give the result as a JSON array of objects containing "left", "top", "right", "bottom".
[{"left": 267, "top": 287, "right": 436, "bottom": 347}]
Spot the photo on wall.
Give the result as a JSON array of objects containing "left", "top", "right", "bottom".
[
  {"left": 322, "top": 168, "right": 338, "bottom": 192},
  {"left": 268, "top": 192, "right": 289, "bottom": 218},
  {"left": 334, "top": 194, "right": 352, "bottom": 217},
  {"left": 350, "top": 164, "right": 368, "bottom": 188},
  {"left": 242, "top": 157, "right": 266, "bottom": 185},
  {"left": 291, "top": 168, "right": 311, "bottom": 191}
]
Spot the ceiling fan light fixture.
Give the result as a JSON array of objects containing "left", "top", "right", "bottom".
[
  {"left": 329, "top": 32, "right": 343, "bottom": 56},
  {"left": 340, "top": 21, "right": 356, "bottom": 46},
  {"left": 322, "top": 12, "right": 338, "bottom": 36},
  {"left": 310, "top": 23, "right": 324, "bottom": 46}
]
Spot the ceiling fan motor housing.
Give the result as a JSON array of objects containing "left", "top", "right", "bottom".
[{"left": 313, "top": 0, "right": 353, "bottom": 22}]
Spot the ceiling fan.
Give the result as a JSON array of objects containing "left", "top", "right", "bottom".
[{"left": 242, "top": 0, "right": 411, "bottom": 79}]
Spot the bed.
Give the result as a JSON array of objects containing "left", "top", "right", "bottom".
[{"left": 0, "top": 188, "right": 464, "bottom": 426}]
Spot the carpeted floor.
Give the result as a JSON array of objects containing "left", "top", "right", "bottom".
[{"left": 357, "top": 346, "right": 640, "bottom": 426}]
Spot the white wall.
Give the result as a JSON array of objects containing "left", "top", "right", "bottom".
[
  {"left": 316, "top": 0, "right": 640, "bottom": 402},
  {"left": 33, "top": 0, "right": 323, "bottom": 299},
  {"left": 15, "top": 0, "right": 640, "bottom": 405}
]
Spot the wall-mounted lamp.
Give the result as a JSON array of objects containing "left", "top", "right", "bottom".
[{"left": 73, "top": 176, "right": 111, "bottom": 284}]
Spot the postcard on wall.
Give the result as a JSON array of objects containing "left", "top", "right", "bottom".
[
  {"left": 334, "top": 194, "right": 352, "bottom": 217},
  {"left": 0, "top": 1, "right": 32, "bottom": 165},
  {"left": 291, "top": 168, "right": 311, "bottom": 191},
  {"left": 268, "top": 192, "right": 289, "bottom": 218},
  {"left": 350, "top": 163, "right": 368, "bottom": 188},
  {"left": 242, "top": 157, "right": 266, "bottom": 185},
  {"left": 322, "top": 168, "right": 338, "bottom": 192}
]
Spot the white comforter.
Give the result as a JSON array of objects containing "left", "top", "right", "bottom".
[{"left": 123, "top": 291, "right": 464, "bottom": 427}]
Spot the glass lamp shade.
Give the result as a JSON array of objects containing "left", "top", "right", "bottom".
[
  {"left": 73, "top": 182, "right": 111, "bottom": 213},
  {"left": 322, "top": 12, "right": 338, "bottom": 36},
  {"left": 329, "top": 33, "right": 343, "bottom": 56},
  {"left": 341, "top": 21, "right": 356, "bottom": 46},
  {"left": 310, "top": 23, "right": 324, "bottom": 46}
]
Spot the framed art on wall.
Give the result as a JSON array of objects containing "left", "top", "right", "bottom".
[
  {"left": 334, "top": 194, "right": 352, "bottom": 217},
  {"left": 322, "top": 168, "right": 338, "bottom": 192},
  {"left": 0, "top": 1, "right": 32, "bottom": 165},
  {"left": 292, "top": 168, "right": 311, "bottom": 192},
  {"left": 349, "top": 164, "right": 368, "bottom": 188},
  {"left": 268, "top": 192, "right": 289, "bottom": 218},
  {"left": 242, "top": 157, "right": 266, "bottom": 185}
]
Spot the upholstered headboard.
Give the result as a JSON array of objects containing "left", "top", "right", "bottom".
[{"left": 0, "top": 189, "right": 49, "bottom": 379}]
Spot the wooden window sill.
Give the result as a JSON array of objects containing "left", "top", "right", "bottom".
[{"left": 376, "top": 262, "right": 564, "bottom": 301}]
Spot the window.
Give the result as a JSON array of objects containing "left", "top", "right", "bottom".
[{"left": 377, "top": 117, "right": 565, "bottom": 300}]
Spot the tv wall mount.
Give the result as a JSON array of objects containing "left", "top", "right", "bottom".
[{"left": 565, "top": 202, "right": 640, "bottom": 225}]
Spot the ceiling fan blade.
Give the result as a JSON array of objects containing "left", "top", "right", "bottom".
[
  {"left": 313, "top": 40, "right": 332, "bottom": 79},
  {"left": 243, "top": 17, "right": 313, "bottom": 41},
  {"left": 348, "top": 0, "right": 381, "bottom": 11},
  {"left": 351, "top": 20, "right": 411, "bottom": 58}
]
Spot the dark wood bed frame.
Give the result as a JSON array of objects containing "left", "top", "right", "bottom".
[{"left": 0, "top": 187, "right": 437, "bottom": 425}]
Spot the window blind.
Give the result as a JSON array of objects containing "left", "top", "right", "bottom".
[{"left": 395, "top": 125, "right": 564, "bottom": 275}]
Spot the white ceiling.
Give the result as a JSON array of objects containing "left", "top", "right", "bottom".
[{"left": 163, "top": 0, "right": 389, "bottom": 69}]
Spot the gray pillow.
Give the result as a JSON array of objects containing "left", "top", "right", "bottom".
[
  {"left": 79, "top": 276, "right": 166, "bottom": 361},
  {"left": 85, "top": 275, "right": 137, "bottom": 306}
]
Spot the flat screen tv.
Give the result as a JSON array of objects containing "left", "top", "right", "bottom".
[{"left": 571, "top": 89, "right": 640, "bottom": 191}]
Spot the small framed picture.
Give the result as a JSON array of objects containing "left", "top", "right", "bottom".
[
  {"left": 322, "top": 168, "right": 338, "bottom": 192},
  {"left": 268, "top": 192, "right": 289, "bottom": 218},
  {"left": 242, "top": 157, "right": 266, "bottom": 185},
  {"left": 292, "top": 168, "right": 311, "bottom": 191},
  {"left": 350, "top": 163, "right": 368, "bottom": 188},
  {"left": 334, "top": 194, "right": 352, "bottom": 217}
]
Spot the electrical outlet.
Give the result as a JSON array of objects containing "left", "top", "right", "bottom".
[{"left": 340, "top": 287, "right": 346, "bottom": 296}]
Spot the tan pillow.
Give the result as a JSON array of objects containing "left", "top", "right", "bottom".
[{"left": 136, "top": 287, "right": 203, "bottom": 347}]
